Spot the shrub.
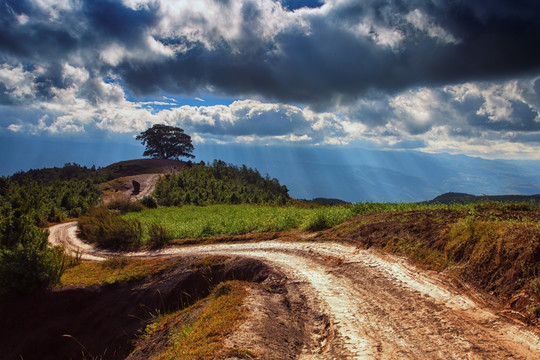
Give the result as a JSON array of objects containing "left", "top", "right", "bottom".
[
  {"left": 78, "top": 207, "right": 143, "bottom": 250},
  {"left": 101, "top": 256, "right": 129, "bottom": 269},
  {"left": 0, "top": 214, "right": 66, "bottom": 297},
  {"left": 147, "top": 223, "right": 173, "bottom": 248},
  {"left": 301, "top": 211, "right": 331, "bottom": 231},
  {"left": 107, "top": 194, "right": 146, "bottom": 213},
  {"left": 301, "top": 207, "right": 351, "bottom": 232},
  {"left": 140, "top": 195, "right": 158, "bottom": 209}
]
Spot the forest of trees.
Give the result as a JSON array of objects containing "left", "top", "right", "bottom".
[
  {"left": 154, "top": 160, "right": 291, "bottom": 206},
  {"left": 0, "top": 160, "right": 292, "bottom": 296}
]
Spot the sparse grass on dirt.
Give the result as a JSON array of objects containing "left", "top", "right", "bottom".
[
  {"left": 320, "top": 201, "right": 540, "bottom": 322},
  {"left": 60, "top": 257, "right": 174, "bottom": 287},
  {"left": 138, "top": 280, "right": 251, "bottom": 360}
]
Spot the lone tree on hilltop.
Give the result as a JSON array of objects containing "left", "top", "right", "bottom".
[{"left": 136, "top": 124, "right": 195, "bottom": 160}]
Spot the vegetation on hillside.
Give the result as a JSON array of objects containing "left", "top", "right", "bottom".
[
  {"left": 322, "top": 201, "right": 540, "bottom": 321},
  {"left": 9, "top": 163, "right": 105, "bottom": 185},
  {"left": 430, "top": 192, "right": 540, "bottom": 204},
  {"left": 0, "top": 163, "right": 102, "bottom": 297},
  {"left": 154, "top": 160, "right": 291, "bottom": 206},
  {"left": 0, "top": 213, "right": 65, "bottom": 297}
]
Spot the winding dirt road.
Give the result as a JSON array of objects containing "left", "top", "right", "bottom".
[{"left": 49, "top": 222, "right": 540, "bottom": 359}]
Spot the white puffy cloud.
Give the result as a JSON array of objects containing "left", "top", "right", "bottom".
[{"left": 0, "top": 64, "right": 39, "bottom": 102}]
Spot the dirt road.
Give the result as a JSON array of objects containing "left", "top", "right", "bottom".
[
  {"left": 101, "top": 173, "right": 161, "bottom": 204},
  {"left": 49, "top": 223, "right": 540, "bottom": 359}
]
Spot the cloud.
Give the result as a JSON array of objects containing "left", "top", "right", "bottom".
[
  {"left": 1, "top": 0, "right": 540, "bottom": 159},
  {"left": 4, "top": 61, "right": 539, "bottom": 159},
  {"left": 1, "top": 0, "right": 539, "bottom": 106}
]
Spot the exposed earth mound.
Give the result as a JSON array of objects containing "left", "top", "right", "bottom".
[{"left": 0, "top": 256, "right": 298, "bottom": 360}]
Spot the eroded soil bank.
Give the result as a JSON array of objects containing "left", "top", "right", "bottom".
[{"left": 0, "top": 256, "right": 298, "bottom": 360}]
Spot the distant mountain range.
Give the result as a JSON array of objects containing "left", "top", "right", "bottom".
[
  {"left": 2, "top": 133, "right": 539, "bottom": 203},
  {"left": 195, "top": 145, "right": 540, "bottom": 203}
]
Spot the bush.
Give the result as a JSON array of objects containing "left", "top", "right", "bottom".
[
  {"left": 147, "top": 223, "right": 173, "bottom": 248},
  {"left": 107, "top": 195, "right": 146, "bottom": 213},
  {"left": 0, "top": 214, "right": 66, "bottom": 297},
  {"left": 101, "top": 256, "right": 129, "bottom": 269},
  {"left": 140, "top": 195, "right": 158, "bottom": 209},
  {"left": 301, "top": 211, "right": 331, "bottom": 231},
  {"left": 78, "top": 207, "right": 143, "bottom": 250},
  {"left": 301, "top": 207, "right": 350, "bottom": 232}
]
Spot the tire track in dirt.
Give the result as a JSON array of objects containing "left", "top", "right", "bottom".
[{"left": 48, "top": 223, "right": 540, "bottom": 359}]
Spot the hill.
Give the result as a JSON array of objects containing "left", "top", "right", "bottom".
[{"left": 98, "top": 159, "right": 189, "bottom": 179}]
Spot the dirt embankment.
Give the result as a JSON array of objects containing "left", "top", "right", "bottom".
[
  {"left": 41, "top": 223, "right": 540, "bottom": 359},
  {"left": 0, "top": 256, "right": 293, "bottom": 360}
]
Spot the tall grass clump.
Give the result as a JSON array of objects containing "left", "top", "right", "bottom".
[
  {"left": 300, "top": 206, "right": 352, "bottom": 231},
  {"left": 78, "top": 207, "right": 143, "bottom": 249},
  {"left": 147, "top": 223, "right": 173, "bottom": 248},
  {"left": 106, "top": 194, "right": 146, "bottom": 213}
]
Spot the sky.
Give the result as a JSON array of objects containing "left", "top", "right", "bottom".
[{"left": 1, "top": 0, "right": 540, "bottom": 201}]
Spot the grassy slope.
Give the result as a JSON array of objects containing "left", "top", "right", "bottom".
[
  {"left": 134, "top": 281, "right": 252, "bottom": 360},
  {"left": 61, "top": 257, "right": 176, "bottom": 287},
  {"left": 318, "top": 202, "right": 540, "bottom": 322}
]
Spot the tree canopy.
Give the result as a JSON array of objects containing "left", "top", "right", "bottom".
[
  {"left": 154, "top": 160, "right": 291, "bottom": 206},
  {"left": 136, "top": 124, "right": 195, "bottom": 160}
]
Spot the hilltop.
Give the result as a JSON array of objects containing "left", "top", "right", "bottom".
[{"left": 98, "top": 159, "right": 189, "bottom": 179}]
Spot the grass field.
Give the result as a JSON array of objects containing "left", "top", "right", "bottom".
[
  {"left": 123, "top": 202, "right": 460, "bottom": 241},
  {"left": 123, "top": 204, "right": 347, "bottom": 239}
]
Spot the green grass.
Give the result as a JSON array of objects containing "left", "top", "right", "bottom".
[
  {"left": 122, "top": 202, "right": 463, "bottom": 242},
  {"left": 123, "top": 204, "right": 354, "bottom": 239},
  {"left": 348, "top": 201, "right": 466, "bottom": 215},
  {"left": 60, "top": 257, "right": 175, "bottom": 287},
  {"left": 124, "top": 203, "right": 464, "bottom": 240}
]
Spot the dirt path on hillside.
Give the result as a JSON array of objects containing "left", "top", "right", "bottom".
[
  {"left": 49, "top": 223, "right": 540, "bottom": 359},
  {"left": 101, "top": 174, "right": 161, "bottom": 204}
]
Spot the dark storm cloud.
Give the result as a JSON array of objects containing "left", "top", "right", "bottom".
[
  {"left": 120, "top": 0, "right": 540, "bottom": 107},
  {"left": 0, "top": 2, "right": 78, "bottom": 60},
  {"left": 1, "top": 0, "right": 540, "bottom": 108},
  {"left": 81, "top": 0, "right": 159, "bottom": 45}
]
